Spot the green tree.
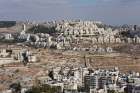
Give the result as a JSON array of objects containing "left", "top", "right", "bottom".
[{"left": 27, "top": 25, "right": 57, "bottom": 35}]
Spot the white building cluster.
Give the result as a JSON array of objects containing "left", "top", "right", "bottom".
[
  {"left": 1, "top": 21, "right": 140, "bottom": 52},
  {"left": 29, "top": 33, "right": 53, "bottom": 48},
  {"left": 16, "top": 24, "right": 54, "bottom": 48},
  {"left": 0, "top": 48, "right": 37, "bottom": 66},
  {"left": 34, "top": 65, "right": 140, "bottom": 93},
  {"left": 55, "top": 21, "right": 140, "bottom": 50}
]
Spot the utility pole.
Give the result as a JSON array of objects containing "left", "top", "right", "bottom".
[{"left": 83, "top": 54, "right": 87, "bottom": 68}]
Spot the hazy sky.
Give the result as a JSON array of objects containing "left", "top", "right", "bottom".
[{"left": 0, "top": 0, "right": 140, "bottom": 25}]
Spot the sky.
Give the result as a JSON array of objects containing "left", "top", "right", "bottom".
[{"left": 0, "top": 0, "right": 140, "bottom": 25}]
